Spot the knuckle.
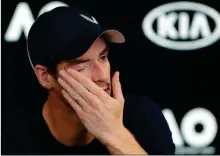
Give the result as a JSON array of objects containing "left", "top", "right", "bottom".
[
  {"left": 83, "top": 105, "right": 91, "bottom": 113},
  {"left": 91, "top": 99, "right": 100, "bottom": 107}
]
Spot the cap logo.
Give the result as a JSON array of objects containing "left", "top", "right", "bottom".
[{"left": 80, "top": 14, "right": 98, "bottom": 24}]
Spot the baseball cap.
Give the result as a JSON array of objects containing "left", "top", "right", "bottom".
[{"left": 27, "top": 6, "right": 125, "bottom": 69}]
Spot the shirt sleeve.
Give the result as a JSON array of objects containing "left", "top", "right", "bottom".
[{"left": 123, "top": 95, "right": 176, "bottom": 155}]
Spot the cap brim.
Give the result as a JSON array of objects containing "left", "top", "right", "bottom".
[
  {"left": 99, "top": 29, "right": 125, "bottom": 43},
  {"left": 54, "top": 28, "right": 125, "bottom": 62}
]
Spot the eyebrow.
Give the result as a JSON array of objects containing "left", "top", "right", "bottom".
[
  {"left": 70, "top": 46, "right": 109, "bottom": 64},
  {"left": 69, "top": 58, "right": 89, "bottom": 64}
]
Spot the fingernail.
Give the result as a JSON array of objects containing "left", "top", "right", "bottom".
[
  {"left": 67, "top": 68, "right": 71, "bottom": 73},
  {"left": 59, "top": 70, "right": 65, "bottom": 75},
  {"left": 58, "top": 77, "right": 61, "bottom": 83}
]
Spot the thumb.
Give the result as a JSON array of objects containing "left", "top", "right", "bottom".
[{"left": 112, "top": 71, "right": 124, "bottom": 104}]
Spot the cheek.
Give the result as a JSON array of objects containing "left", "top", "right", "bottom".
[
  {"left": 106, "top": 62, "right": 111, "bottom": 77},
  {"left": 105, "top": 61, "right": 111, "bottom": 76}
]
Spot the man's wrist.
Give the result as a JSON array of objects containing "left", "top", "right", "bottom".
[{"left": 103, "top": 126, "right": 148, "bottom": 155}]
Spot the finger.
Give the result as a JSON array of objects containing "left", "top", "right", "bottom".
[
  {"left": 61, "top": 89, "right": 82, "bottom": 113},
  {"left": 58, "top": 77, "right": 88, "bottom": 109},
  {"left": 59, "top": 70, "right": 97, "bottom": 104},
  {"left": 112, "top": 71, "right": 124, "bottom": 104},
  {"left": 66, "top": 69, "right": 108, "bottom": 99}
]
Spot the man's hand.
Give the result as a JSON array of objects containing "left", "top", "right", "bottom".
[
  {"left": 58, "top": 69, "right": 147, "bottom": 154},
  {"left": 58, "top": 69, "right": 124, "bottom": 145}
]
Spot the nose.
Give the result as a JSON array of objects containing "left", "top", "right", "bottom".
[{"left": 91, "top": 62, "right": 109, "bottom": 83}]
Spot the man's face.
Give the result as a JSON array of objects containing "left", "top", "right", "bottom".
[{"left": 53, "top": 37, "right": 111, "bottom": 98}]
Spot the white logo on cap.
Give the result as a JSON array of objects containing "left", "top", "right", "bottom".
[{"left": 80, "top": 14, "right": 98, "bottom": 24}]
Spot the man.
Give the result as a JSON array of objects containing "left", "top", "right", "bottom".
[{"left": 2, "top": 6, "right": 175, "bottom": 155}]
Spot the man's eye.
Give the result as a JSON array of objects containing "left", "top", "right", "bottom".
[
  {"left": 77, "top": 68, "right": 84, "bottom": 72},
  {"left": 77, "top": 66, "right": 86, "bottom": 72},
  {"left": 100, "top": 55, "right": 108, "bottom": 61},
  {"left": 77, "top": 64, "right": 89, "bottom": 72}
]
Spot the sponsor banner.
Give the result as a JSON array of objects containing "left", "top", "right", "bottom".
[{"left": 142, "top": 1, "right": 220, "bottom": 50}]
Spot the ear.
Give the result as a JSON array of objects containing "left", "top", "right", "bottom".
[{"left": 34, "top": 65, "right": 54, "bottom": 89}]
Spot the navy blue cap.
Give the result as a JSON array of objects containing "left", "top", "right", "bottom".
[{"left": 27, "top": 6, "right": 125, "bottom": 68}]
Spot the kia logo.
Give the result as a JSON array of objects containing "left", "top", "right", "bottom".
[{"left": 142, "top": 1, "right": 220, "bottom": 50}]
